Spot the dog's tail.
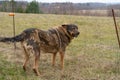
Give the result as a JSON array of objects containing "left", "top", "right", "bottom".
[{"left": 0, "top": 33, "right": 25, "bottom": 43}]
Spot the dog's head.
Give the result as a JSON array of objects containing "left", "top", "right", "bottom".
[{"left": 62, "top": 24, "right": 80, "bottom": 38}]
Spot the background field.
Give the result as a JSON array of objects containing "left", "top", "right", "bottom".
[{"left": 0, "top": 12, "right": 120, "bottom": 80}]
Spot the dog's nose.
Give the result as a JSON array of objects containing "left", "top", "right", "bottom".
[{"left": 77, "top": 32, "right": 80, "bottom": 35}]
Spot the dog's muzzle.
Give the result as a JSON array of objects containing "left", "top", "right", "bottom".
[{"left": 73, "top": 31, "right": 80, "bottom": 37}]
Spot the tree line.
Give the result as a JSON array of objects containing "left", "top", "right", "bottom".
[
  {"left": 0, "top": 0, "right": 120, "bottom": 16},
  {"left": 0, "top": 0, "right": 42, "bottom": 13}
]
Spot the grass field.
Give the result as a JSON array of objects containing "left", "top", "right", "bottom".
[{"left": 0, "top": 12, "right": 120, "bottom": 80}]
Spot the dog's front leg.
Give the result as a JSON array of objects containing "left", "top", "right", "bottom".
[
  {"left": 59, "top": 51, "right": 65, "bottom": 70},
  {"left": 52, "top": 53, "right": 57, "bottom": 66}
]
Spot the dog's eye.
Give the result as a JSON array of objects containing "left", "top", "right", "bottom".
[{"left": 72, "top": 27, "right": 75, "bottom": 30}]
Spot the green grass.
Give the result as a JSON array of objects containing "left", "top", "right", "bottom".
[{"left": 0, "top": 12, "right": 120, "bottom": 80}]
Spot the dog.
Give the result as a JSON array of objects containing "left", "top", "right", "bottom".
[{"left": 0, "top": 24, "right": 79, "bottom": 76}]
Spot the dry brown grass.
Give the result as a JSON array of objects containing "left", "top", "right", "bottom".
[{"left": 0, "top": 12, "right": 120, "bottom": 80}]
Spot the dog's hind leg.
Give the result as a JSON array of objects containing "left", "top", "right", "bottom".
[
  {"left": 52, "top": 53, "right": 57, "bottom": 66},
  {"left": 33, "top": 48, "right": 40, "bottom": 76},
  {"left": 21, "top": 42, "right": 30, "bottom": 71}
]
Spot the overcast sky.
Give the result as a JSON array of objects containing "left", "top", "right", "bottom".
[{"left": 13, "top": 0, "right": 120, "bottom": 3}]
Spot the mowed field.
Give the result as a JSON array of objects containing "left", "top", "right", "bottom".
[{"left": 0, "top": 12, "right": 120, "bottom": 80}]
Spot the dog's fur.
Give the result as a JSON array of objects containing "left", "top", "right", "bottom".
[{"left": 0, "top": 24, "right": 79, "bottom": 76}]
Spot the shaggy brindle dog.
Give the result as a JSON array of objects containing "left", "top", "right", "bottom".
[{"left": 0, "top": 24, "right": 79, "bottom": 76}]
